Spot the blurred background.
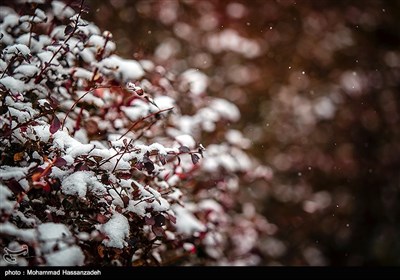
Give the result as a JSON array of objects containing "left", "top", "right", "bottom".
[{"left": 85, "top": 0, "right": 400, "bottom": 265}]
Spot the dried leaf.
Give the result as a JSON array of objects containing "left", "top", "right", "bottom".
[
  {"left": 97, "top": 245, "right": 105, "bottom": 258},
  {"left": 13, "top": 152, "right": 24, "bottom": 162}
]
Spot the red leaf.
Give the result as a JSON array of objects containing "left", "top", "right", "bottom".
[
  {"left": 145, "top": 216, "right": 155, "bottom": 225},
  {"left": 49, "top": 115, "right": 61, "bottom": 134},
  {"left": 53, "top": 157, "right": 67, "bottom": 167}
]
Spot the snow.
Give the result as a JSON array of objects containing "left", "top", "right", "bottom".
[
  {"left": 1, "top": 14, "right": 19, "bottom": 29},
  {"left": 99, "top": 213, "right": 130, "bottom": 249},
  {"left": 73, "top": 68, "right": 94, "bottom": 80},
  {"left": 0, "top": 184, "right": 15, "bottom": 215},
  {"left": 19, "top": 8, "right": 47, "bottom": 24},
  {"left": 51, "top": 1, "right": 75, "bottom": 20},
  {"left": 209, "top": 98, "right": 240, "bottom": 122},
  {"left": 53, "top": 130, "right": 95, "bottom": 161},
  {"left": 0, "top": 76, "right": 25, "bottom": 94},
  {"left": 175, "top": 134, "right": 196, "bottom": 149},
  {"left": 88, "top": 34, "right": 116, "bottom": 53},
  {"left": 225, "top": 129, "right": 251, "bottom": 149},
  {"left": 37, "top": 223, "right": 72, "bottom": 253},
  {"left": 202, "top": 144, "right": 252, "bottom": 173},
  {"left": 13, "top": 211, "right": 37, "bottom": 226},
  {"left": 153, "top": 95, "right": 175, "bottom": 110},
  {"left": 313, "top": 97, "right": 336, "bottom": 120},
  {"left": 14, "top": 64, "right": 39, "bottom": 77},
  {"left": 207, "top": 29, "right": 261, "bottom": 58},
  {"left": 126, "top": 180, "right": 171, "bottom": 216},
  {"left": 181, "top": 69, "right": 208, "bottom": 95},
  {"left": 45, "top": 246, "right": 85, "bottom": 266},
  {"left": 96, "top": 55, "right": 144, "bottom": 82},
  {"left": 76, "top": 90, "right": 105, "bottom": 107},
  {"left": 37, "top": 223, "right": 85, "bottom": 266},
  {"left": 61, "top": 171, "right": 106, "bottom": 198},
  {"left": 183, "top": 242, "right": 195, "bottom": 252},
  {"left": 139, "top": 60, "right": 155, "bottom": 72},
  {"left": 172, "top": 205, "right": 206, "bottom": 235},
  {"left": 4, "top": 43, "right": 31, "bottom": 56},
  {"left": 0, "top": 164, "right": 35, "bottom": 181},
  {"left": 121, "top": 99, "right": 151, "bottom": 121},
  {"left": 0, "top": 222, "right": 36, "bottom": 242}
]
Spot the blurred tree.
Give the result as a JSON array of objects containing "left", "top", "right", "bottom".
[{"left": 86, "top": 0, "right": 400, "bottom": 265}]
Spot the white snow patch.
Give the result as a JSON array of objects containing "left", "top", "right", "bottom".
[
  {"left": 99, "top": 213, "right": 130, "bottom": 249},
  {"left": 175, "top": 134, "right": 196, "bottom": 149},
  {"left": 0, "top": 76, "right": 25, "bottom": 93},
  {"left": 61, "top": 171, "right": 106, "bottom": 198},
  {"left": 96, "top": 55, "right": 144, "bottom": 82},
  {"left": 45, "top": 245, "right": 85, "bottom": 266},
  {"left": 37, "top": 223, "right": 73, "bottom": 253},
  {"left": 0, "top": 184, "right": 15, "bottom": 215},
  {"left": 172, "top": 205, "right": 206, "bottom": 235},
  {"left": 181, "top": 69, "right": 208, "bottom": 95},
  {"left": 209, "top": 98, "right": 240, "bottom": 122}
]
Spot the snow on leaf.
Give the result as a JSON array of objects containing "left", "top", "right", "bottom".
[
  {"left": 61, "top": 171, "right": 106, "bottom": 198},
  {"left": 98, "top": 213, "right": 130, "bottom": 249},
  {"left": 45, "top": 246, "right": 85, "bottom": 266},
  {"left": 172, "top": 205, "right": 206, "bottom": 235}
]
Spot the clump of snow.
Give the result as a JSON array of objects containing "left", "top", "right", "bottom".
[
  {"left": 209, "top": 98, "right": 241, "bottom": 122},
  {"left": 96, "top": 54, "right": 145, "bottom": 82},
  {"left": 207, "top": 29, "right": 261, "bottom": 58},
  {"left": 0, "top": 76, "right": 26, "bottom": 94},
  {"left": 45, "top": 246, "right": 85, "bottom": 266},
  {"left": 313, "top": 96, "right": 336, "bottom": 120},
  {"left": 0, "top": 164, "right": 35, "bottom": 182},
  {"left": 4, "top": 43, "right": 31, "bottom": 56},
  {"left": 172, "top": 205, "right": 206, "bottom": 235},
  {"left": 37, "top": 223, "right": 85, "bottom": 266},
  {"left": 0, "top": 184, "right": 15, "bottom": 215},
  {"left": 38, "top": 223, "right": 73, "bottom": 253},
  {"left": 175, "top": 134, "right": 196, "bottom": 149},
  {"left": 61, "top": 171, "right": 106, "bottom": 198},
  {"left": 181, "top": 69, "right": 208, "bottom": 95},
  {"left": 225, "top": 129, "right": 251, "bottom": 149},
  {"left": 51, "top": 1, "right": 75, "bottom": 19},
  {"left": 98, "top": 213, "right": 130, "bottom": 249}
]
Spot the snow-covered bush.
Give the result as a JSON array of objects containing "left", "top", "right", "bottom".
[{"left": 0, "top": 0, "right": 272, "bottom": 266}]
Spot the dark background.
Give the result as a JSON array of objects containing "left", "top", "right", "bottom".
[{"left": 85, "top": 0, "right": 400, "bottom": 265}]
